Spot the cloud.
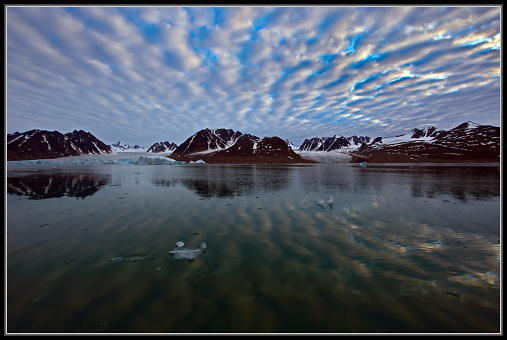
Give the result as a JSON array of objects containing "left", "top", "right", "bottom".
[{"left": 6, "top": 6, "right": 501, "bottom": 146}]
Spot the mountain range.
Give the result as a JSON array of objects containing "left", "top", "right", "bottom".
[
  {"left": 299, "top": 135, "right": 371, "bottom": 152},
  {"left": 350, "top": 121, "right": 500, "bottom": 163},
  {"left": 6, "top": 121, "right": 500, "bottom": 163},
  {"left": 7, "top": 129, "right": 112, "bottom": 161}
]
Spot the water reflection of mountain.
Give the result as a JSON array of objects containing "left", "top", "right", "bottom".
[
  {"left": 407, "top": 166, "right": 500, "bottom": 202},
  {"left": 7, "top": 173, "right": 111, "bottom": 200},
  {"left": 297, "top": 165, "right": 499, "bottom": 202},
  {"left": 178, "top": 165, "right": 292, "bottom": 198},
  {"left": 151, "top": 178, "right": 178, "bottom": 188},
  {"left": 364, "top": 165, "right": 500, "bottom": 202}
]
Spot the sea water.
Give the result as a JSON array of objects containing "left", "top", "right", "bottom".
[{"left": 6, "top": 162, "right": 500, "bottom": 333}]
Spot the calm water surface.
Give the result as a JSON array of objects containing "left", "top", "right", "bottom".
[{"left": 6, "top": 163, "right": 501, "bottom": 333}]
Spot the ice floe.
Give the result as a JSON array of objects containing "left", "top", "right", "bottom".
[
  {"left": 108, "top": 252, "right": 155, "bottom": 263},
  {"left": 314, "top": 197, "right": 334, "bottom": 209},
  {"left": 168, "top": 242, "right": 207, "bottom": 260}
]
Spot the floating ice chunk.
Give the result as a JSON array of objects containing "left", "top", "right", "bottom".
[
  {"left": 315, "top": 199, "right": 326, "bottom": 209},
  {"left": 29, "top": 290, "right": 55, "bottom": 303},
  {"left": 108, "top": 252, "right": 155, "bottom": 263},
  {"left": 314, "top": 197, "right": 333, "bottom": 209},
  {"left": 189, "top": 159, "right": 206, "bottom": 164},
  {"left": 326, "top": 197, "right": 334, "bottom": 209},
  {"left": 168, "top": 242, "right": 206, "bottom": 260},
  {"left": 175, "top": 241, "right": 185, "bottom": 248},
  {"left": 443, "top": 291, "right": 460, "bottom": 297}
]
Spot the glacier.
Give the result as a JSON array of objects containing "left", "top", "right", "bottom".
[
  {"left": 7, "top": 152, "right": 186, "bottom": 165},
  {"left": 295, "top": 150, "right": 352, "bottom": 163},
  {"left": 8, "top": 150, "right": 352, "bottom": 165}
]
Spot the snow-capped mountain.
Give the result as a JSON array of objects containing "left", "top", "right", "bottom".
[
  {"left": 147, "top": 141, "right": 178, "bottom": 153},
  {"left": 7, "top": 121, "right": 499, "bottom": 164},
  {"left": 171, "top": 134, "right": 314, "bottom": 164},
  {"left": 171, "top": 128, "right": 243, "bottom": 155},
  {"left": 298, "top": 135, "right": 371, "bottom": 151},
  {"left": 110, "top": 141, "right": 147, "bottom": 152},
  {"left": 352, "top": 121, "right": 499, "bottom": 163},
  {"left": 370, "top": 126, "right": 445, "bottom": 146},
  {"left": 7, "top": 129, "right": 112, "bottom": 161}
]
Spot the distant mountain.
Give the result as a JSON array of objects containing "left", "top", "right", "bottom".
[
  {"left": 171, "top": 128, "right": 243, "bottom": 155},
  {"left": 147, "top": 141, "right": 178, "bottom": 153},
  {"left": 351, "top": 121, "right": 500, "bottom": 163},
  {"left": 7, "top": 129, "right": 112, "bottom": 161},
  {"left": 299, "top": 135, "right": 371, "bottom": 151},
  {"left": 110, "top": 141, "right": 147, "bottom": 152}
]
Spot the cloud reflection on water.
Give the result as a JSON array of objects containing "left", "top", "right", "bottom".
[{"left": 6, "top": 164, "right": 500, "bottom": 333}]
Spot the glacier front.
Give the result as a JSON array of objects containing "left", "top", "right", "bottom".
[{"left": 7, "top": 152, "right": 186, "bottom": 165}]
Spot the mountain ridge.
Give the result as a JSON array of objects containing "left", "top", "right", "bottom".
[
  {"left": 7, "top": 129, "right": 113, "bottom": 161},
  {"left": 350, "top": 121, "right": 500, "bottom": 163},
  {"left": 7, "top": 121, "right": 500, "bottom": 163}
]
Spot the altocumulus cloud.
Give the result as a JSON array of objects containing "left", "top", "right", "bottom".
[{"left": 6, "top": 6, "right": 500, "bottom": 146}]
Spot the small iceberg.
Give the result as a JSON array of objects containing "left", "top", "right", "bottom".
[
  {"left": 29, "top": 290, "right": 55, "bottom": 303},
  {"left": 314, "top": 197, "right": 334, "bottom": 209},
  {"left": 108, "top": 252, "right": 155, "bottom": 263},
  {"left": 168, "top": 242, "right": 207, "bottom": 261},
  {"left": 189, "top": 159, "right": 206, "bottom": 164}
]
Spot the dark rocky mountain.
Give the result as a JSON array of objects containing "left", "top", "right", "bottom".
[
  {"left": 171, "top": 128, "right": 243, "bottom": 155},
  {"left": 299, "top": 135, "right": 371, "bottom": 151},
  {"left": 409, "top": 126, "right": 444, "bottom": 139},
  {"left": 147, "top": 141, "right": 178, "bottom": 153},
  {"left": 7, "top": 129, "right": 112, "bottom": 161},
  {"left": 110, "top": 141, "right": 146, "bottom": 152},
  {"left": 351, "top": 121, "right": 500, "bottom": 163},
  {"left": 171, "top": 134, "right": 315, "bottom": 164}
]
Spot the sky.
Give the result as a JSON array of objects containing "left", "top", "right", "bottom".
[{"left": 5, "top": 5, "right": 501, "bottom": 147}]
